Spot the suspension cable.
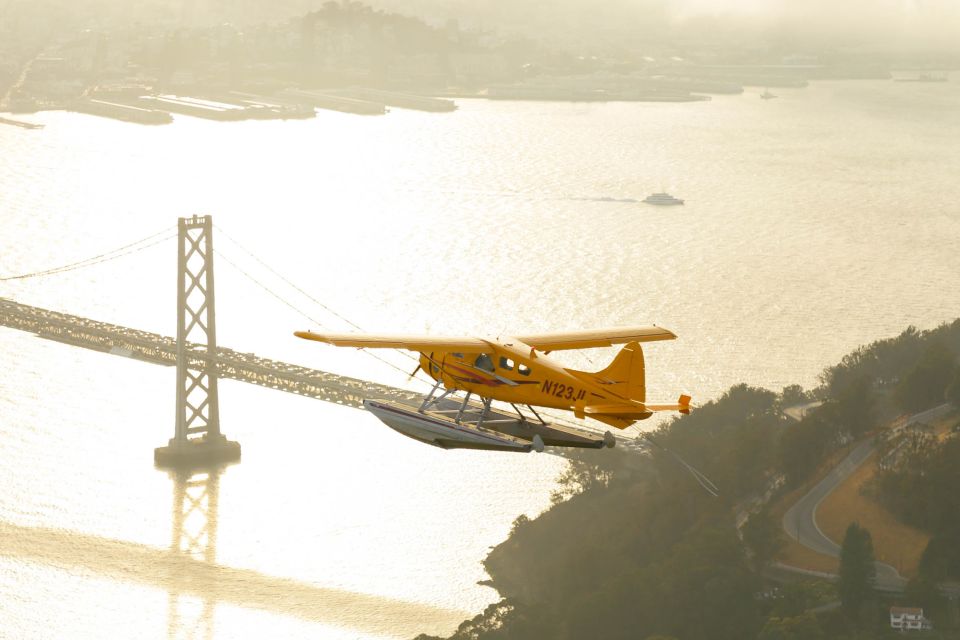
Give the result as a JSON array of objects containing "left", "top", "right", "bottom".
[
  {"left": 214, "top": 247, "right": 430, "bottom": 387},
  {"left": 214, "top": 224, "right": 373, "bottom": 334},
  {"left": 213, "top": 223, "right": 422, "bottom": 373},
  {"left": 644, "top": 434, "right": 720, "bottom": 497},
  {"left": 0, "top": 226, "right": 176, "bottom": 281}
]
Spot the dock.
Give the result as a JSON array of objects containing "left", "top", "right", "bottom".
[
  {"left": 485, "top": 84, "right": 710, "bottom": 102},
  {"left": 196, "top": 92, "right": 316, "bottom": 119},
  {"left": 78, "top": 93, "right": 317, "bottom": 124},
  {"left": 332, "top": 88, "right": 456, "bottom": 112},
  {"left": 0, "top": 116, "right": 44, "bottom": 129},
  {"left": 137, "top": 95, "right": 252, "bottom": 121},
  {"left": 280, "top": 89, "right": 387, "bottom": 115},
  {"left": 0, "top": 298, "right": 421, "bottom": 408},
  {"left": 71, "top": 99, "right": 173, "bottom": 125}
]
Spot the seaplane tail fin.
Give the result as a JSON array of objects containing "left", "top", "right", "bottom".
[
  {"left": 591, "top": 341, "right": 646, "bottom": 403},
  {"left": 645, "top": 394, "right": 693, "bottom": 414}
]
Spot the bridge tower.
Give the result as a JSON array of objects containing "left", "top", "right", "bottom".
[{"left": 155, "top": 215, "right": 240, "bottom": 468}]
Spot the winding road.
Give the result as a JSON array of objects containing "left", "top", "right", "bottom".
[{"left": 781, "top": 403, "right": 953, "bottom": 591}]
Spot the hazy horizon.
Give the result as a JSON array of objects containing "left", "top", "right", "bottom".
[
  {"left": 3, "top": 0, "right": 958, "bottom": 56},
  {"left": 367, "top": 0, "right": 960, "bottom": 54}
]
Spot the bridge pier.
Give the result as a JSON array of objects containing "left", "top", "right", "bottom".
[{"left": 155, "top": 215, "right": 240, "bottom": 469}]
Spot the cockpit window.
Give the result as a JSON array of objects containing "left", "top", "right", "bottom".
[
  {"left": 499, "top": 357, "right": 514, "bottom": 371},
  {"left": 517, "top": 363, "right": 532, "bottom": 376},
  {"left": 474, "top": 354, "right": 494, "bottom": 372}
]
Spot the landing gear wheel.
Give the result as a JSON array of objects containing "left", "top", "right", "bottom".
[{"left": 603, "top": 431, "right": 616, "bottom": 448}]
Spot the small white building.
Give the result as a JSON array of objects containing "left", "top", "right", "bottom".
[
  {"left": 782, "top": 400, "right": 824, "bottom": 422},
  {"left": 890, "top": 606, "right": 933, "bottom": 631}
]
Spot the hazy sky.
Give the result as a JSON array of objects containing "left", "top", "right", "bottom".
[
  {"left": 368, "top": 0, "right": 960, "bottom": 51},
  {"left": 674, "top": 0, "right": 960, "bottom": 45},
  {"left": 5, "top": 0, "right": 956, "bottom": 54},
  {"left": 677, "top": 0, "right": 952, "bottom": 17}
]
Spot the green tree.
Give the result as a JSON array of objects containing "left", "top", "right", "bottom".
[
  {"left": 780, "top": 384, "right": 809, "bottom": 407},
  {"left": 758, "top": 613, "right": 824, "bottom": 640},
  {"left": 838, "top": 523, "right": 876, "bottom": 614},
  {"left": 945, "top": 364, "right": 960, "bottom": 407},
  {"left": 777, "top": 407, "right": 836, "bottom": 484},
  {"left": 834, "top": 375, "right": 875, "bottom": 437},
  {"left": 742, "top": 508, "right": 785, "bottom": 570},
  {"left": 894, "top": 343, "right": 955, "bottom": 413},
  {"left": 905, "top": 577, "right": 946, "bottom": 623},
  {"left": 821, "top": 325, "right": 924, "bottom": 395},
  {"left": 771, "top": 582, "right": 836, "bottom": 618},
  {"left": 875, "top": 435, "right": 960, "bottom": 537},
  {"left": 919, "top": 530, "right": 960, "bottom": 582}
]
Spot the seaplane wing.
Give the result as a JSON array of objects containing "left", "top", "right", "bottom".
[
  {"left": 514, "top": 326, "right": 676, "bottom": 351},
  {"left": 294, "top": 331, "right": 487, "bottom": 351}
]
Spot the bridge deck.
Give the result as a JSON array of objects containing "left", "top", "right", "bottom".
[{"left": 0, "top": 298, "right": 422, "bottom": 409}]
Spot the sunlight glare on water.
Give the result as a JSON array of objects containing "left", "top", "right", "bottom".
[{"left": 1, "top": 80, "right": 959, "bottom": 638}]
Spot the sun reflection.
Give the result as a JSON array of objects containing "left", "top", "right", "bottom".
[{"left": 166, "top": 466, "right": 225, "bottom": 640}]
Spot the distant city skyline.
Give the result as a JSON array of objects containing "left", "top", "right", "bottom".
[{"left": 365, "top": 0, "right": 960, "bottom": 52}]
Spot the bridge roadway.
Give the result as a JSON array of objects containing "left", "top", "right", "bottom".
[{"left": 0, "top": 298, "right": 423, "bottom": 408}]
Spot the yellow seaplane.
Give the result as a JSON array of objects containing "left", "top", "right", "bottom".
[{"left": 294, "top": 326, "right": 691, "bottom": 453}]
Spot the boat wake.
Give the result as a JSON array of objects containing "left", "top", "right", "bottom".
[{"left": 565, "top": 195, "right": 639, "bottom": 203}]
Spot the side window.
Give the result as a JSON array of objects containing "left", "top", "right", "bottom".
[
  {"left": 452, "top": 352, "right": 463, "bottom": 359},
  {"left": 474, "top": 353, "right": 494, "bottom": 372},
  {"left": 499, "top": 357, "right": 514, "bottom": 371},
  {"left": 517, "top": 363, "right": 531, "bottom": 376}
]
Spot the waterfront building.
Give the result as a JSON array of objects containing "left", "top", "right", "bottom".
[{"left": 890, "top": 606, "right": 933, "bottom": 631}]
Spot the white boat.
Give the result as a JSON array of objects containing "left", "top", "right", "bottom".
[
  {"left": 760, "top": 89, "right": 778, "bottom": 100},
  {"left": 895, "top": 73, "right": 947, "bottom": 83},
  {"left": 643, "top": 192, "right": 684, "bottom": 206}
]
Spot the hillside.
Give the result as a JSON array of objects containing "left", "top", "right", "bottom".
[{"left": 416, "top": 320, "right": 960, "bottom": 639}]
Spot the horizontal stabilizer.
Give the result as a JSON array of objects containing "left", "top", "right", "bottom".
[
  {"left": 645, "top": 394, "right": 693, "bottom": 414},
  {"left": 584, "top": 404, "right": 654, "bottom": 420}
]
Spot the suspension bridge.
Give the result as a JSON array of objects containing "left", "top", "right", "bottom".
[
  {"left": 0, "top": 215, "right": 470, "bottom": 639},
  {"left": 0, "top": 215, "right": 424, "bottom": 468}
]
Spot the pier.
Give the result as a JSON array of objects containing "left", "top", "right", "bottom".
[
  {"left": 280, "top": 89, "right": 387, "bottom": 115},
  {"left": 0, "top": 115, "right": 44, "bottom": 129},
  {"left": 13, "top": 86, "right": 456, "bottom": 126},
  {"left": 332, "top": 88, "right": 457, "bottom": 112},
  {"left": 72, "top": 99, "right": 173, "bottom": 125}
]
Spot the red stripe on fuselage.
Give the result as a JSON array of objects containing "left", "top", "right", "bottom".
[{"left": 443, "top": 362, "right": 503, "bottom": 387}]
